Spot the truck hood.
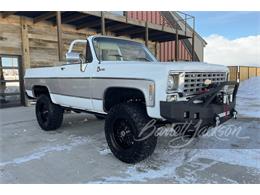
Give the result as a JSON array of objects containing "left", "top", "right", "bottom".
[
  {"left": 102, "top": 61, "right": 228, "bottom": 73},
  {"left": 153, "top": 61, "right": 228, "bottom": 72}
]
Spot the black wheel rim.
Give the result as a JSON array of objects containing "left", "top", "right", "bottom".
[
  {"left": 39, "top": 102, "right": 49, "bottom": 123},
  {"left": 112, "top": 118, "right": 135, "bottom": 150}
]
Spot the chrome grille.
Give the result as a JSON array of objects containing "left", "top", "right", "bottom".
[{"left": 183, "top": 72, "right": 226, "bottom": 95}]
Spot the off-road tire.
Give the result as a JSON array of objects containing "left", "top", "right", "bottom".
[
  {"left": 105, "top": 103, "right": 157, "bottom": 164},
  {"left": 36, "top": 94, "right": 64, "bottom": 131}
]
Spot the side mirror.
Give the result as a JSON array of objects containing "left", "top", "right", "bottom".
[
  {"left": 66, "top": 52, "right": 83, "bottom": 63},
  {"left": 65, "top": 52, "right": 87, "bottom": 72}
]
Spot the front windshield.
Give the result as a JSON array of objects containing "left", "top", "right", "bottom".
[{"left": 93, "top": 37, "right": 157, "bottom": 62}]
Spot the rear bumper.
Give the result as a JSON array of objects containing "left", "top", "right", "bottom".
[{"left": 160, "top": 81, "right": 239, "bottom": 127}]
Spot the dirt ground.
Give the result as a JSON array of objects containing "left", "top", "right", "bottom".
[{"left": 0, "top": 106, "right": 259, "bottom": 183}]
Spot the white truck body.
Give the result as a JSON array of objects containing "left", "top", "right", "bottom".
[{"left": 25, "top": 35, "right": 229, "bottom": 119}]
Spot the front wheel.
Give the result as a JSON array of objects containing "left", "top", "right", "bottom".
[
  {"left": 36, "top": 94, "right": 64, "bottom": 131},
  {"left": 105, "top": 103, "right": 157, "bottom": 164}
]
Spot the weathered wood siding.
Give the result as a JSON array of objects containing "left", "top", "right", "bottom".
[
  {"left": 228, "top": 66, "right": 238, "bottom": 81},
  {"left": 0, "top": 16, "right": 22, "bottom": 56},
  {"left": 228, "top": 66, "right": 260, "bottom": 82}
]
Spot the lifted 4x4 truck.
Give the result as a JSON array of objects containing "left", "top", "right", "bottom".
[{"left": 25, "top": 36, "right": 239, "bottom": 163}]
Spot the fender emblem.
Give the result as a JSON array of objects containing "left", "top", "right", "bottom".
[{"left": 97, "top": 66, "right": 105, "bottom": 72}]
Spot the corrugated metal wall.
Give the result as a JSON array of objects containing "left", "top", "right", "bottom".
[{"left": 127, "top": 11, "right": 191, "bottom": 62}]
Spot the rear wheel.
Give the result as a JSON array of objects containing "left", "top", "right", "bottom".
[
  {"left": 35, "top": 94, "right": 64, "bottom": 131},
  {"left": 105, "top": 103, "right": 157, "bottom": 164}
]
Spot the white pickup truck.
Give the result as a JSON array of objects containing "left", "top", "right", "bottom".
[{"left": 25, "top": 35, "right": 239, "bottom": 163}]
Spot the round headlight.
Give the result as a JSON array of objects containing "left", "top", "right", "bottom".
[{"left": 167, "top": 75, "right": 175, "bottom": 90}]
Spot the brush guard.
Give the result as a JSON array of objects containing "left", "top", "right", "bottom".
[{"left": 160, "top": 81, "right": 239, "bottom": 127}]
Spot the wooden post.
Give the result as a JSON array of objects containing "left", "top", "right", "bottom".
[
  {"left": 34, "top": 12, "right": 56, "bottom": 24},
  {"left": 238, "top": 66, "right": 240, "bottom": 82},
  {"left": 20, "top": 17, "right": 30, "bottom": 106},
  {"left": 145, "top": 22, "right": 149, "bottom": 47},
  {"left": 175, "top": 24, "right": 179, "bottom": 61},
  {"left": 56, "top": 11, "right": 63, "bottom": 61},
  {"left": 155, "top": 42, "right": 159, "bottom": 59},
  {"left": 191, "top": 19, "right": 195, "bottom": 61},
  {"left": 125, "top": 11, "right": 128, "bottom": 23},
  {"left": 101, "top": 12, "right": 106, "bottom": 35}
]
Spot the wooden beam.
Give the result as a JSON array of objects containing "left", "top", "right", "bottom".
[
  {"left": 56, "top": 11, "right": 63, "bottom": 61},
  {"left": 20, "top": 17, "right": 30, "bottom": 106},
  {"left": 62, "top": 14, "right": 89, "bottom": 24},
  {"left": 148, "top": 32, "right": 172, "bottom": 40},
  {"left": 145, "top": 22, "right": 149, "bottom": 46},
  {"left": 76, "top": 19, "right": 100, "bottom": 30},
  {"left": 191, "top": 20, "right": 195, "bottom": 61},
  {"left": 20, "top": 17, "right": 30, "bottom": 69},
  {"left": 1, "top": 11, "right": 16, "bottom": 18},
  {"left": 148, "top": 30, "right": 165, "bottom": 37},
  {"left": 107, "top": 23, "right": 129, "bottom": 32},
  {"left": 175, "top": 28, "right": 179, "bottom": 61},
  {"left": 155, "top": 42, "right": 159, "bottom": 59},
  {"left": 156, "top": 36, "right": 177, "bottom": 42},
  {"left": 34, "top": 12, "right": 56, "bottom": 23},
  {"left": 122, "top": 27, "right": 145, "bottom": 35},
  {"left": 101, "top": 11, "right": 105, "bottom": 35}
]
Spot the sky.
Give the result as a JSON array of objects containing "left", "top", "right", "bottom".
[
  {"left": 188, "top": 11, "right": 260, "bottom": 39},
  {"left": 186, "top": 11, "right": 260, "bottom": 66}
]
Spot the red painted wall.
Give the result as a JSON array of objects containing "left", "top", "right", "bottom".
[{"left": 127, "top": 11, "right": 191, "bottom": 62}]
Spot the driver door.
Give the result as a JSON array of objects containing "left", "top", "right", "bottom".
[{"left": 55, "top": 40, "right": 95, "bottom": 110}]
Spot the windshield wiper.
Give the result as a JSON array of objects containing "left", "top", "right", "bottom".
[{"left": 135, "top": 57, "right": 150, "bottom": 62}]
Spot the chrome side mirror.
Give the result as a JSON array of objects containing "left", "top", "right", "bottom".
[
  {"left": 65, "top": 52, "right": 86, "bottom": 72},
  {"left": 66, "top": 52, "right": 83, "bottom": 62}
]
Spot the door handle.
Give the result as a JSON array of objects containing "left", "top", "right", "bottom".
[{"left": 61, "top": 67, "right": 66, "bottom": 70}]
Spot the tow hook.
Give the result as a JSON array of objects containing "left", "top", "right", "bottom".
[
  {"left": 215, "top": 116, "right": 220, "bottom": 127},
  {"left": 233, "top": 111, "right": 237, "bottom": 119}
]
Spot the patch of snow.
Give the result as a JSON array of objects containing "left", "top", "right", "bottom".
[
  {"left": 90, "top": 149, "right": 187, "bottom": 183},
  {"left": 99, "top": 148, "right": 111, "bottom": 156},
  {"left": 236, "top": 77, "right": 260, "bottom": 118},
  {"left": 189, "top": 149, "right": 260, "bottom": 169},
  {"left": 0, "top": 136, "right": 90, "bottom": 167},
  {"left": 91, "top": 147, "right": 260, "bottom": 183}
]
